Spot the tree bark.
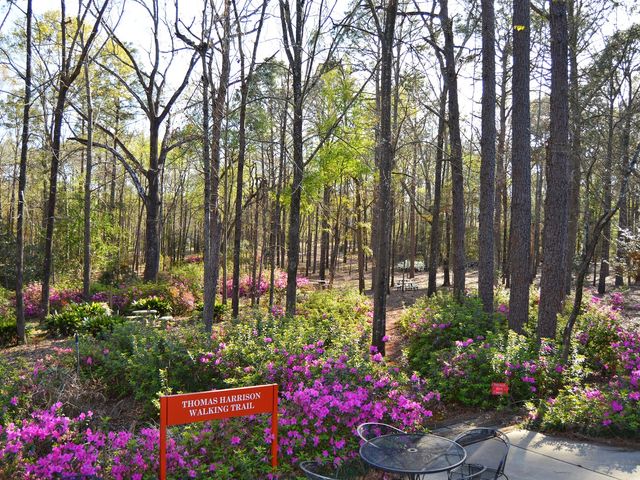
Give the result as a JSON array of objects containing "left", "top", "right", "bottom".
[
  {"left": 82, "top": 58, "right": 93, "bottom": 300},
  {"left": 355, "top": 180, "right": 366, "bottom": 293},
  {"left": 371, "top": 0, "right": 398, "bottom": 355},
  {"left": 15, "top": 0, "right": 32, "bottom": 344},
  {"left": 203, "top": 0, "right": 231, "bottom": 331},
  {"left": 538, "top": 0, "right": 570, "bottom": 340},
  {"left": 495, "top": 38, "right": 510, "bottom": 282},
  {"left": 479, "top": 0, "right": 496, "bottom": 312},
  {"left": 597, "top": 84, "right": 615, "bottom": 295},
  {"left": 564, "top": 0, "right": 582, "bottom": 293},
  {"left": 440, "top": 0, "right": 466, "bottom": 300},
  {"left": 319, "top": 186, "right": 330, "bottom": 280},
  {"left": 427, "top": 90, "right": 446, "bottom": 296},
  {"left": 508, "top": 0, "right": 532, "bottom": 333},
  {"left": 231, "top": 0, "right": 267, "bottom": 317}
]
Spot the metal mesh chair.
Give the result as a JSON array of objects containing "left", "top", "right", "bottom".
[
  {"left": 300, "top": 460, "right": 369, "bottom": 480},
  {"left": 448, "top": 463, "right": 487, "bottom": 480},
  {"left": 448, "top": 428, "right": 510, "bottom": 480},
  {"left": 356, "top": 422, "right": 406, "bottom": 443}
]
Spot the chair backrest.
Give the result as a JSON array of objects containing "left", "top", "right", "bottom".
[
  {"left": 356, "top": 422, "right": 406, "bottom": 443},
  {"left": 453, "top": 428, "right": 510, "bottom": 479},
  {"left": 300, "top": 461, "right": 339, "bottom": 480},
  {"left": 300, "top": 460, "right": 369, "bottom": 480}
]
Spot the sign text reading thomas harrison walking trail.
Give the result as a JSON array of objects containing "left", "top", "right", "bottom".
[{"left": 181, "top": 391, "right": 262, "bottom": 418}]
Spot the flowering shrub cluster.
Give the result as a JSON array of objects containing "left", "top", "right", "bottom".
[
  {"left": 0, "top": 289, "right": 438, "bottom": 478},
  {"left": 224, "top": 271, "right": 311, "bottom": 300},
  {"left": 22, "top": 283, "right": 84, "bottom": 318},
  {"left": 224, "top": 276, "right": 269, "bottom": 298},
  {"left": 528, "top": 293, "right": 640, "bottom": 437},
  {"left": 265, "top": 342, "right": 438, "bottom": 467},
  {"left": 399, "top": 289, "right": 639, "bottom": 430},
  {"left": 0, "top": 403, "right": 265, "bottom": 479}
]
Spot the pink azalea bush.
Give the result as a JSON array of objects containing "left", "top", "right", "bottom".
[
  {"left": 0, "top": 289, "right": 437, "bottom": 478},
  {"left": 399, "top": 289, "right": 640, "bottom": 438},
  {"left": 530, "top": 298, "right": 640, "bottom": 437},
  {"left": 224, "top": 271, "right": 311, "bottom": 299}
]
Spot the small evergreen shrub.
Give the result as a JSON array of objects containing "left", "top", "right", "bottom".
[
  {"left": 45, "top": 302, "right": 113, "bottom": 337},
  {"left": 0, "top": 316, "right": 18, "bottom": 346},
  {"left": 129, "top": 296, "right": 172, "bottom": 316}
]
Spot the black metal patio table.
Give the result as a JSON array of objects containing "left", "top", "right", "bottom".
[{"left": 359, "top": 433, "right": 466, "bottom": 479}]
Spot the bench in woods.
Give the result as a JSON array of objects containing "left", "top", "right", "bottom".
[{"left": 126, "top": 310, "right": 172, "bottom": 328}]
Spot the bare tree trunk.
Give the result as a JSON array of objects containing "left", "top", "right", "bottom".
[
  {"left": 319, "top": 186, "right": 330, "bottom": 280},
  {"left": 281, "top": 0, "right": 306, "bottom": 316},
  {"left": 408, "top": 153, "right": 417, "bottom": 279},
  {"left": 532, "top": 156, "right": 543, "bottom": 279},
  {"left": 564, "top": 0, "right": 582, "bottom": 293},
  {"left": 371, "top": 0, "right": 398, "bottom": 355},
  {"left": 231, "top": 0, "right": 267, "bottom": 317},
  {"left": 494, "top": 38, "right": 510, "bottom": 282},
  {"left": 355, "top": 180, "right": 366, "bottom": 293},
  {"left": 479, "top": 0, "right": 496, "bottom": 312},
  {"left": 82, "top": 59, "right": 93, "bottom": 300},
  {"left": 306, "top": 213, "right": 312, "bottom": 277},
  {"left": 538, "top": 0, "right": 570, "bottom": 340},
  {"left": 313, "top": 205, "right": 319, "bottom": 274},
  {"left": 15, "top": 0, "right": 32, "bottom": 344},
  {"left": 269, "top": 97, "right": 287, "bottom": 308},
  {"left": 597, "top": 86, "right": 615, "bottom": 295},
  {"left": 508, "top": 0, "right": 531, "bottom": 333},
  {"left": 428, "top": 90, "right": 446, "bottom": 296},
  {"left": 440, "top": 0, "right": 466, "bottom": 300}
]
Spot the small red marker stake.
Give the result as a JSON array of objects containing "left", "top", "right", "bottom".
[{"left": 491, "top": 382, "right": 509, "bottom": 395}]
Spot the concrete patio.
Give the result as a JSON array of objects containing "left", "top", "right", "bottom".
[
  {"left": 502, "top": 429, "right": 640, "bottom": 480},
  {"left": 428, "top": 428, "right": 640, "bottom": 480}
]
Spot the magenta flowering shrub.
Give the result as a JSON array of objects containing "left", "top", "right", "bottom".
[
  {"left": 223, "top": 271, "right": 311, "bottom": 300},
  {"left": 0, "top": 403, "right": 278, "bottom": 479},
  {"left": 0, "top": 289, "right": 437, "bottom": 478},
  {"left": 265, "top": 342, "right": 438, "bottom": 467},
  {"left": 528, "top": 294, "right": 640, "bottom": 437},
  {"left": 224, "top": 275, "right": 269, "bottom": 299},
  {"left": 90, "top": 290, "right": 130, "bottom": 312}
]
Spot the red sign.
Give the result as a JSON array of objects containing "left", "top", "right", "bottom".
[
  {"left": 491, "top": 382, "right": 509, "bottom": 395},
  {"left": 159, "top": 384, "right": 279, "bottom": 479}
]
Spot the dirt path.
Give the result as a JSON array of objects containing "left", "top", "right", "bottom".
[
  {"left": 621, "top": 284, "right": 640, "bottom": 329},
  {"left": 381, "top": 270, "right": 479, "bottom": 361}
]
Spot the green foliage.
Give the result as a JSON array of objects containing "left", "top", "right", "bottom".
[
  {"left": 79, "top": 321, "right": 218, "bottom": 416},
  {"left": 81, "top": 314, "right": 126, "bottom": 338},
  {"left": 0, "top": 287, "right": 18, "bottom": 346},
  {"left": 0, "top": 232, "right": 43, "bottom": 289},
  {"left": 529, "top": 384, "right": 640, "bottom": 438},
  {"left": 0, "top": 316, "right": 18, "bottom": 347},
  {"left": 77, "top": 289, "right": 372, "bottom": 418},
  {"left": 0, "top": 360, "right": 27, "bottom": 425},
  {"left": 398, "top": 293, "right": 502, "bottom": 355},
  {"left": 129, "top": 296, "right": 172, "bottom": 315},
  {"left": 45, "top": 302, "right": 114, "bottom": 337},
  {"left": 398, "top": 292, "right": 567, "bottom": 408}
]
